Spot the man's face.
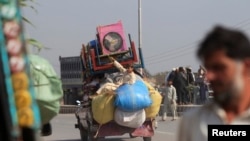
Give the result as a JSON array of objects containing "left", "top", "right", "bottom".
[{"left": 203, "top": 49, "right": 245, "bottom": 105}]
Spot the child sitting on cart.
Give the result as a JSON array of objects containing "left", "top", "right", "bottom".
[
  {"left": 109, "top": 56, "right": 136, "bottom": 85},
  {"left": 90, "top": 56, "right": 136, "bottom": 98}
]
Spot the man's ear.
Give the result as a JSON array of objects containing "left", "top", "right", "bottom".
[
  {"left": 245, "top": 58, "right": 250, "bottom": 67},
  {"left": 244, "top": 58, "right": 250, "bottom": 77}
]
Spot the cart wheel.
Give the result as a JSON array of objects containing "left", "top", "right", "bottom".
[
  {"left": 86, "top": 121, "right": 100, "bottom": 141},
  {"left": 79, "top": 124, "right": 88, "bottom": 141},
  {"left": 143, "top": 137, "right": 152, "bottom": 141},
  {"left": 78, "top": 120, "right": 95, "bottom": 141}
]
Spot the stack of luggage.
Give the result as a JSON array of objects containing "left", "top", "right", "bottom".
[{"left": 91, "top": 73, "right": 162, "bottom": 128}]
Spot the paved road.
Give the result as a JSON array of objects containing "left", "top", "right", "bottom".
[{"left": 41, "top": 114, "right": 180, "bottom": 141}]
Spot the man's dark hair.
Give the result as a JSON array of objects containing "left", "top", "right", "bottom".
[
  {"left": 178, "top": 66, "right": 185, "bottom": 72},
  {"left": 197, "top": 25, "right": 250, "bottom": 60}
]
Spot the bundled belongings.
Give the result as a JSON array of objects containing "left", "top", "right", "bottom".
[
  {"left": 96, "top": 82, "right": 119, "bottom": 95},
  {"left": 114, "top": 108, "right": 146, "bottom": 128},
  {"left": 114, "top": 80, "right": 152, "bottom": 112},
  {"left": 144, "top": 81, "right": 162, "bottom": 118},
  {"left": 90, "top": 72, "right": 122, "bottom": 98},
  {"left": 91, "top": 94, "right": 115, "bottom": 124}
]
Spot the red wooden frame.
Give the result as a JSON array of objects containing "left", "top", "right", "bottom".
[{"left": 90, "top": 41, "right": 138, "bottom": 71}]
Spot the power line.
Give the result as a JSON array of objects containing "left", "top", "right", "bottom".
[
  {"left": 145, "top": 40, "right": 199, "bottom": 59},
  {"left": 144, "top": 18, "right": 250, "bottom": 66},
  {"left": 233, "top": 18, "right": 250, "bottom": 28},
  {"left": 146, "top": 47, "right": 196, "bottom": 65},
  {"left": 145, "top": 44, "right": 197, "bottom": 63}
]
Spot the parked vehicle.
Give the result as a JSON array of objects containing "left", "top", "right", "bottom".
[{"left": 59, "top": 56, "right": 83, "bottom": 104}]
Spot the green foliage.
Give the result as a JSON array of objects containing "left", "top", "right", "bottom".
[
  {"left": 26, "top": 38, "right": 49, "bottom": 52},
  {"left": 19, "top": 0, "right": 37, "bottom": 11},
  {"left": 22, "top": 16, "right": 35, "bottom": 27},
  {"left": 19, "top": 0, "right": 46, "bottom": 52}
]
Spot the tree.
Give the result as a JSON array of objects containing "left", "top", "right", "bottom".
[{"left": 19, "top": 0, "right": 47, "bottom": 53}]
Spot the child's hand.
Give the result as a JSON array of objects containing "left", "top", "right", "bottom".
[{"left": 108, "top": 56, "right": 115, "bottom": 62}]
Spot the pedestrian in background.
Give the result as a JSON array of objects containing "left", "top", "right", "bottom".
[
  {"left": 166, "top": 67, "right": 176, "bottom": 83},
  {"left": 198, "top": 80, "right": 208, "bottom": 104},
  {"left": 177, "top": 25, "right": 250, "bottom": 141},
  {"left": 172, "top": 67, "right": 186, "bottom": 105},
  {"left": 186, "top": 67, "right": 195, "bottom": 104},
  {"left": 192, "top": 82, "right": 200, "bottom": 104},
  {"left": 178, "top": 67, "right": 188, "bottom": 104},
  {"left": 162, "top": 80, "right": 177, "bottom": 121}
]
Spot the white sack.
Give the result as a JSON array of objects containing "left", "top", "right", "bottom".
[{"left": 114, "top": 108, "right": 146, "bottom": 128}]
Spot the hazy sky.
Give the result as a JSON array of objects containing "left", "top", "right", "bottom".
[{"left": 22, "top": 0, "right": 250, "bottom": 76}]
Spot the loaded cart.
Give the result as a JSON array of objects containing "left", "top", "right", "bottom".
[{"left": 74, "top": 21, "right": 162, "bottom": 141}]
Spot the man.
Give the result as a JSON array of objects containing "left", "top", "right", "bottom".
[
  {"left": 197, "top": 65, "right": 206, "bottom": 78},
  {"left": 196, "top": 65, "right": 209, "bottom": 104},
  {"left": 177, "top": 25, "right": 250, "bottom": 141},
  {"left": 165, "top": 67, "right": 176, "bottom": 82},
  {"left": 185, "top": 67, "right": 195, "bottom": 104},
  {"left": 186, "top": 67, "right": 195, "bottom": 85},
  {"left": 174, "top": 67, "right": 188, "bottom": 105}
]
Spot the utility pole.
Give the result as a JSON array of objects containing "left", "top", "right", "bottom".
[
  {"left": 138, "top": 0, "right": 144, "bottom": 75},
  {"left": 138, "top": 0, "right": 142, "bottom": 49}
]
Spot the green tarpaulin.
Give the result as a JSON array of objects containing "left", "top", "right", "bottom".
[{"left": 28, "top": 54, "right": 63, "bottom": 125}]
